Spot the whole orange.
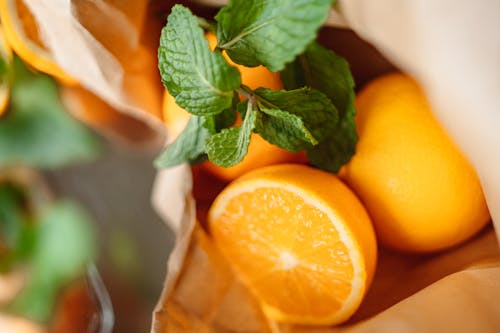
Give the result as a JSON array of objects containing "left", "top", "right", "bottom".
[{"left": 340, "top": 73, "right": 490, "bottom": 253}]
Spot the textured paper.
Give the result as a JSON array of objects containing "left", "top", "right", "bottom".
[{"left": 24, "top": 0, "right": 166, "bottom": 147}]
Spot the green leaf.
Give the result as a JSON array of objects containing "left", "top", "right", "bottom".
[
  {"left": 155, "top": 100, "right": 237, "bottom": 169},
  {"left": 216, "top": 0, "right": 333, "bottom": 71},
  {"left": 255, "top": 105, "right": 316, "bottom": 152},
  {"left": 281, "top": 42, "right": 355, "bottom": 118},
  {"left": 0, "top": 182, "right": 31, "bottom": 273},
  {"left": 0, "top": 58, "right": 8, "bottom": 84},
  {"left": 253, "top": 88, "right": 338, "bottom": 151},
  {"left": 206, "top": 102, "right": 257, "bottom": 167},
  {"left": 281, "top": 42, "right": 357, "bottom": 172},
  {"left": 158, "top": 5, "right": 241, "bottom": 116},
  {"left": 0, "top": 182, "right": 26, "bottom": 250},
  {"left": 7, "top": 200, "right": 96, "bottom": 322},
  {"left": 0, "top": 57, "right": 100, "bottom": 168},
  {"left": 306, "top": 106, "right": 357, "bottom": 172},
  {"left": 154, "top": 115, "right": 211, "bottom": 168},
  {"left": 203, "top": 94, "right": 239, "bottom": 133},
  {"left": 0, "top": 182, "right": 39, "bottom": 273}
]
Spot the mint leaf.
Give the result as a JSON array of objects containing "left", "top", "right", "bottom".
[
  {"left": 203, "top": 94, "right": 238, "bottom": 133},
  {"left": 307, "top": 108, "right": 357, "bottom": 172},
  {"left": 155, "top": 101, "right": 237, "bottom": 168},
  {"left": 253, "top": 88, "right": 338, "bottom": 151},
  {"left": 282, "top": 42, "right": 355, "bottom": 118},
  {"left": 256, "top": 105, "right": 317, "bottom": 152},
  {"left": 154, "top": 115, "right": 210, "bottom": 168},
  {"left": 7, "top": 201, "right": 96, "bottom": 322},
  {"left": 0, "top": 57, "right": 100, "bottom": 168},
  {"left": 216, "top": 0, "right": 333, "bottom": 71},
  {"left": 159, "top": 5, "right": 241, "bottom": 116},
  {"left": 206, "top": 103, "right": 257, "bottom": 167},
  {"left": 281, "top": 42, "right": 357, "bottom": 172}
]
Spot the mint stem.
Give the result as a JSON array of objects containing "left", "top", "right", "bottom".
[{"left": 237, "top": 84, "right": 257, "bottom": 106}]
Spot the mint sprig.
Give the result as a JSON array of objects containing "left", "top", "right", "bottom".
[
  {"left": 156, "top": 3, "right": 357, "bottom": 174},
  {"left": 216, "top": 0, "right": 334, "bottom": 71},
  {"left": 281, "top": 42, "right": 357, "bottom": 172},
  {"left": 158, "top": 5, "right": 241, "bottom": 115}
]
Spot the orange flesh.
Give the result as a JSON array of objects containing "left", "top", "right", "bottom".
[{"left": 211, "top": 186, "right": 354, "bottom": 319}]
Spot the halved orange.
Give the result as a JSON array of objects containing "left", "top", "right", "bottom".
[
  {"left": 0, "top": 0, "right": 76, "bottom": 84},
  {"left": 0, "top": 23, "right": 12, "bottom": 116},
  {"left": 208, "top": 164, "right": 377, "bottom": 325}
]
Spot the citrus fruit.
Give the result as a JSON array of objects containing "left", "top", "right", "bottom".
[
  {"left": 0, "top": 0, "right": 76, "bottom": 84},
  {"left": 162, "top": 33, "right": 304, "bottom": 181},
  {"left": 208, "top": 164, "right": 377, "bottom": 325},
  {"left": 340, "top": 73, "right": 490, "bottom": 253},
  {"left": 0, "top": 24, "right": 12, "bottom": 116}
]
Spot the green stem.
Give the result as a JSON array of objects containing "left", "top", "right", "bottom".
[{"left": 237, "top": 84, "right": 257, "bottom": 105}]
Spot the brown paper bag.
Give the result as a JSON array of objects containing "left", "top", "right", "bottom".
[{"left": 24, "top": 0, "right": 168, "bottom": 147}]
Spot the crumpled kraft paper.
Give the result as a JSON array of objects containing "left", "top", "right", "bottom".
[
  {"left": 24, "top": 0, "right": 167, "bottom": 147},
  {"left": 151, "top": 0, "right": 500, "bottom": 332}
]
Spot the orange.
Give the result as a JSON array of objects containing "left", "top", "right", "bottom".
[
  {"left": 208, "top": 164, "right": 377, "bottom": 325},
  {"left": 0, "top": 0, "right": 76, "bottom": 84},
  {"left": 340, "top": 73, "right": 490, "bottom": 253},
  {"left": 0, "top": 23, "right": 12, "bottom": 116},
  {"left": 162, "top": 33, "right": 304, "bottom": 181}
]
